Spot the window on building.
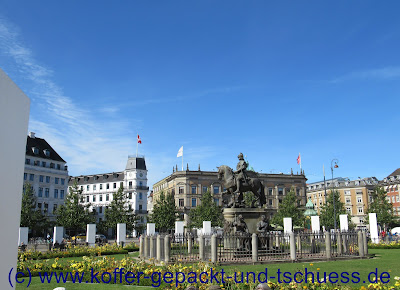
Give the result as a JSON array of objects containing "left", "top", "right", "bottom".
[
  {"left": 213, "top": 186, "right": 220, "bottom": 194},
  {"left": 93, "top": 195, "right": 96, "bottom": 202},
  {"left": 358, "top": 207, "right": 363, "bottom": 214},
  {"left": 86, "top": 196, "right": 89, "bottom": 202},
  {"left": 60, "top": 190, "right": 64, "bottom": 199},
  {"left": 99, "top": 206, "right": 102, "bottom": 213},
  {"left": 107, "top": 184, "right": 110, "bottom": 189},
  {"left": 192, "top": 198, "right": 197, "bottom": 207},
  {"left": 53, "top": 204, "right": 57, "bottom": 213},
  {"left": 203, "top": 186, "right": 208, "bottom": 193},
  {"left": 44, "top": 203, "right": 48, "bottom": 212},
  {"left": 46, "top": 176, "right": 50, "bottom": 183},
  {"left": 392, "top": 196, "right": 396, "bottom": 203},
  {"left": 129, "top": 181, "right": 132, "bottom": 188},
  {"left": 99, "top": 195, "right": 103, "bottom": 202},
  {"left": 93, "top": 185, "right": 96, "bottom": 190},
  {"left": 396, "top": 196, "right": 400, "bottom": 202},
  {"left": 100, "top": 184, "right": 103, "bottom": 190},
  {"left": 214, "top": 198, "right": 219, "bottom": 205},
  {"left": 346, "top": 197, "right": 351, "bottom": 204},
  {"left": 54, "top": 189, "right": 58, "bottom": 198},
  {"left": 38, "top": 187, "right": 43, "bottom": 197},
  {"left": 24, "top": 173, "right": 27, "bottom": 180},
  {"left": 106, "top": 194, "right": 109, "bottom": 201},
  {"left": 191, "top": 186, "right": 197, "bottom": 194},
  {"left": 25, "top": 159, "right": 30, "bottom": 165},
  {"left": 139, "top": 204, "right": 143, "bottom": 210},
  {"left": 37, "top": 203, "right": 42, "bottom": 210},
  {"left": 279, "top": 199, "right": 282, "bottom": 204},
  {"left": 55, "top": 178, "right": 59, "bottom": 184},
  {"left": 139, "top": 192, "right": 143, "bottom": 199},
  {"left": 29, "top": 174, "right": 34, "bottom": 181},
  {"left": 57, "top": 164, "right": 61, "bottom": 170},
  {"left": 344, "top": 190, "right": 351, "bottom": 195},
  {"left": 357, "top": 196, "right": 362, "bottom": 203},
  {"left": 346, "top": 207, "right": 352, "bottom": 214},
  {"left": 128, "top": 192, "right": 132, "bottom": 199},
  {"left": 178, "top": 186, "right": 184, "bottom": 194},
  {"left": 179, "top": 199, "right": 184, "bottom": 207},
  {"left": 45, "top": 188, "right": 49, "bottom": 198},
  {"left": 269, "top": 199, "right": 273, "bottom": 206},
  {"left": 139, "top": 181, "right": 143, "bottom": 187},
  {"left": 278, "top": 188, "right": 283, "bottom": 195},
  {"left": 87, "top": 185, "right": 90, "bottom": 191},
  {"left": 113, "top": 183, "right": 116, "bottom": 189},
  {"left": 42, "top": 161, "right": 46, "bottom": 167}
]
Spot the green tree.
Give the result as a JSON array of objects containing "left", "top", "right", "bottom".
[
  {"left": 188, "top": 191, "right": 224, "bottom": 228},
  {"left": 20, "top": 183, "right": 48, "bottom": 236},
  {"left": 55, "top": 181, "right": 95, "bottom": 236},
  {"left": 367, "top": 186, "right": 395, "bottom": 231},
  {"left": 319, "top": 190, "right": 346, "bottom": 230},
  {"left": 271, "top": 188, "right": 305, "bottom": 227},
  {"left": 104, "top": 185, "right": 137, "bottom": 232},
  {"left": 149, "top": 191, "right": 177, "bottom": 232}
]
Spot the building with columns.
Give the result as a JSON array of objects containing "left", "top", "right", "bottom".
[
  {"left": 306, "top": 177, "right": 379, "bottom": 229},
  {"left": 23, "top": 132, "right": 69, "bottom": 220},
  {"left": 152, "top": 166, "right": 307, "bottom": 225},
  {"left": 68, "top": 156, "right": 149, "bottom": 234}
]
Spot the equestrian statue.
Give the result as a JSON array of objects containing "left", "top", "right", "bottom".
[{"left": 217, "top": 153, "right": 266, "bottom": 208}]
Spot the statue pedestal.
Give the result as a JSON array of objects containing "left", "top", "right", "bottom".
[{"left": 223, "top": 208, "right": 267, "bottom": 234}]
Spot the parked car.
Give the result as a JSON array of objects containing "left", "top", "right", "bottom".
[
  {"left": 72, "top": 233, "right": 86, "bottom": 241},
  {"left": 95, "top": 234, "right": 108, "bottom": 243}
]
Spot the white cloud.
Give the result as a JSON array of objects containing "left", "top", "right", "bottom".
[
  {"left": 0, "top": 17, "right": 138, "bottom": 176},
  {"left": 331, "top": 67, "right": 400, "bottom": 83}
]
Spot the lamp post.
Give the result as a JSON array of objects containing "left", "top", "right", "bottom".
[{"left": 331, "top": 159, "right": 339, "bottom": 231}]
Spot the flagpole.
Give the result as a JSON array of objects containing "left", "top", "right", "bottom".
[{"left": 182, "top": 154, "right": 183, "bottom": 171}]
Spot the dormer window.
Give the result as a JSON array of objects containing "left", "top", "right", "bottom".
[
  {"left": 50, "top": 163, "right": 55, "bottom": 169},
  {"left": 43, "top": 149, "right": 50, "bottom": 157},
  {"left": 32, "top": 147, "right": 39, "bottom": 155}
]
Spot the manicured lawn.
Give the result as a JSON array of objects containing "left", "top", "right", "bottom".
[{"left": 16, "top": 249, "right": 400, "bottom": 289}]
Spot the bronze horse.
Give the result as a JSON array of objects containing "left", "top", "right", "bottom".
[{"left": 217, "top": 165, "right": 266, "bottom": 208}]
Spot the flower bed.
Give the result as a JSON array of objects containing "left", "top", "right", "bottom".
[
  {"left": 18, "top": 243, "right": 130, "bottom": 261},
  {"left": 368, "top": 241, "right": 400, "bottom": 249}
]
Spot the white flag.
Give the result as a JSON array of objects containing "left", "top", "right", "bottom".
[{"left": 177, "top": 146, "right": 183, "bottom": 157}]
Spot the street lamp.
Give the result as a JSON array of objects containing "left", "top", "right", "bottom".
[{"left": 331, "top": 159, "right": 339, "bottom": 231}]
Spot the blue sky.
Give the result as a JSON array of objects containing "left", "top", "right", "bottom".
[{"left": 1, "top": 1, "right": 400, "bottom": 188}]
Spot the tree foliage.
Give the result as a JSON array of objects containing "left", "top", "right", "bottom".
[
  {"left": 271, "top": 188, "right": 305, "bottom": 227},
  {"left": 20, "top": 183, "right": 48, "bottom": 236},
  {"left": 55, "top": 181, "right": 95, "bottom": 235},
  {"left": 319, "top": 190, "right": 346, "bottom": 230},
  {"left": 104, "top": 185, "right": 137, "bottom": 231},
  {"left": 188, "top": 191, "right": 223, "bottom": 228},
  {"left": 367, "top": 186, "right": 395, "bottom": 230},
  {"left": 150, "top": 191, "right": 177, "bottom": 233}
]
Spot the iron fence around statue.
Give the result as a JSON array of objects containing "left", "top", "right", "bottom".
[
  {"left": 170, "top": 233, "right": 200, "bottom": 262},
  {"left": 257, "top": 232, "right": 291, "bottom": 261},
  {"left": 216, "top": 233, "right": 253, "bottom": 263},
  {"left": 296, "top": 232, "right": 326, "bottom": 259}
]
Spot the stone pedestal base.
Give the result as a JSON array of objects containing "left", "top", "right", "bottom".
[{"left": 223, "top": 208, "right": 267, "bottom": 234}]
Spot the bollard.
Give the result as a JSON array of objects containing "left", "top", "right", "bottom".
[
  {"left": 296, "top": 234, "right": 302, "bottom": 253},
  {"left": 152, "top": 236, "right": 157, "bottom": 258},
  {"left": 325, "top": 231, "right": 331, "bottom": 259},
  {"left": 149, "top": 235, "right": 155, "bottom": 259},
  {"left": 342, "top": 232, "right": 347, "bottom": 254},
  {"left": 188, "top": 234, "right": 192, "bottom": 254},
  {"left": 337, "top": 231, "right": 342, "bottom": 256},
  {"left": 139, "top": 235, "right": 144, "bottom": 258},
  {"left": 164, "top": 235, "right": 171, "bottom": 263},
  {"left": 156, "top": 235, "right": 161, "bottom": 261},
  {"left": 146, "top": 235, "right": 150, "bottom": 258},
  {"left": 289, "top": 232, "right": 296, "bottom": 261},
  {"left": 211, "top": 234, "right": 217, "bottom": 263},
  {"left": 252, "top": 233, "right": 258, "bottom": 263},
  {"left": 199, "top": 235, "right": 205, "bottom": 261},
  {"left": 275, "top": 233, "right": 280, "bottom": 247},
  {"left": 363, "top": 231, "right": 368, "bottom": 255},
  {"left": 358, "top": 231, "right": 365, "bottom": 257}
]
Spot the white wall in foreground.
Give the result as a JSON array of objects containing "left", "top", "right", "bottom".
[{"left": 0, "top": 68, "right": 30, "bottom": 288}]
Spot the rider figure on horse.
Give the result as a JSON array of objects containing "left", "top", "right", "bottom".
[{"left": 234, "top": 153, "right": 249, "bottom": 194}]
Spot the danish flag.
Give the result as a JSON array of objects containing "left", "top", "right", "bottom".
[
  {"left": 137, "top": 134, "right": 142, "bottom": 144},
  {"left": 297, "top": 153, "right": 301, "bottom": 165}
]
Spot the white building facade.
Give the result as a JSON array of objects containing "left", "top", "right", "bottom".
[
  {"left": 24, "top": 132, "right": 69, "bottom": 219},
  {"left": 68, "top": 156, "right": 148, "bottom": 234}
]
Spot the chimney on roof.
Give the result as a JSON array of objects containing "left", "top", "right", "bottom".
[{"left": 29, "top": 132, "right": 36, "bottom": 138}]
